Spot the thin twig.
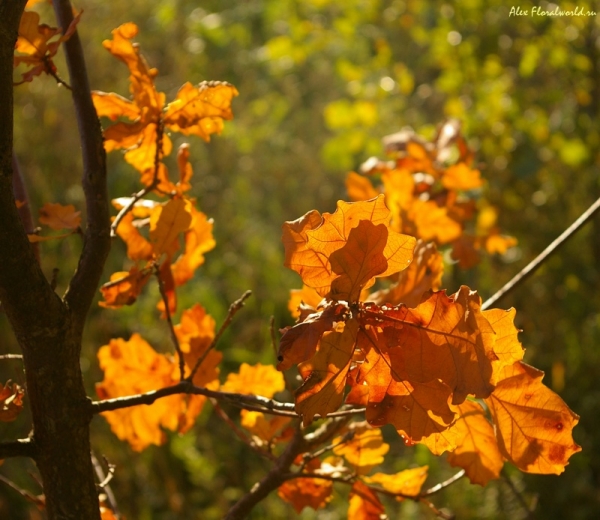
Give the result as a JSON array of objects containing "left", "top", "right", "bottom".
[
  {"left": 110, "top": 121, "right": 164, "bottom": 237},
  {"left": 211, "top": 399, "right": 277, "bottom": 461},
  {"left": 154, "top": 266, "right": 184, "bottom": 380},
  {"left": 44, "top": 57, "right": 72, "bottom": 90},
  {"left": 0, "top": 354, "right": 24, "bottom": 361},
  {"left": 421, "top": 469, "right": 465, "bottom": 496},
  {"left": 0, "top": 438, "right": 37, "bottom": 459},
  {"left": 186, "top": 290, "right": 252, "bottom": 382},
  {"left": 501, "top": 469, "right": 535, "bottom": 519},
  {"left": 0, "top": 474, "right": 45, "bottom": 509},
  {"left": 482, "top": 194, "right": 600, "bottom": 310},
  {"left": 91, "top": 452, "right": 119, "bottom": 517}
]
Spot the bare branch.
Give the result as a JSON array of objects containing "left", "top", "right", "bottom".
[
  {"left": 421, "top": 469, "right": 465, "bottom": 496},
  {"left": 187, "top": 290, "right": 252, "bottom": 381},
  {"left": 0, "top": 438, "right": 37, "bottom": 459},
  {"left": 53, "top": 0, "right": 111, "bottom": 331},
  {"left": 482, "top": 194, "right": 600, "bottom": 310}
]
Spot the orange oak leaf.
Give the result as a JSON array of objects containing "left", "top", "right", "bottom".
[
  {"left": 446, "top": 400, "right": 504, "bottom": 486},
  {"left": 332, "top": 426, "right": 389, "bottom": 474},
  {"left": 149, "top": 197, "right": 192, "bottom": 256},
  {"left": 240, "top": 411, "right": 292, "bottom": 444},
  {"left": 295, "top": 319, "right": 359, "bottom": 424},
  {"left": 366, "top": 240, "right": 443, "bottom": 308},
  {"left": 282, "top": 195, "right": 415, "bottom": 297},
  {"left": 170, "top": 204, "right": 215, "bottom": 286},
  {"left": 355, "top": 338, "right": 457, "bottom": 454},
  {"left": 163, "top": 81, "right": 238, "bottom": 141},
  {"left": 38, "top": 202, "right": 81, "bottom": 230},
  {"left": 482, "top": 307, "right": 525, "bottom": 378},
  {"left": 173, "top": 304, "right": 221, "bottom": 391},
  {"left": 278, "top": 477, "right": 333, "bottom": 514},
  {"left": 221, "top": 363, "right": 285, "bottom": 399},
  {"left": 485, "top": 361, "right": 581, "bottom": 474},
  {"left": 0, "top": 381, "right": 25, "bottom": 422},
  {"left": 442, "top": 162, "right": 482, "bottom": 191},
  {"left": 96, "top": 334, "right": 212, "bottom": 451},
  {"left": 96, "top": 334, "right": 197, "bottom": 451},
  {"left": 99, "top": 266, "right": 151, "bottom": 309},
  {"left": 156, "top": 258, "right": 177, "bottom": 317},
  {"left": 288, "top": 284, "right": 324, "bottom": 319},
  {"left": 277, "top": 302, "right": 346, "bottom": 371},
  {"left": 14, "top": 10, "right": 81, "bottom": 84},
  {"left": 360, "top": 286, "right": 499, "bottom": 404},
  {"left": 175, "top": 143, "right": 193, "bottom": 193},
  {"left": 346, "top": 171, "right": 380, "bottom": 201},
  {"left": 329, "top": 221, "right": 389, "bottom": 302},
  {"left": 93, "top": 23, "right": 237, "bottom": 174},
  {"left": 113, "top": 212, "right": 153, "bottom": 261},
  {"left": 347, "top": 481, "right": 385, "bottom": 520},
  {"left": 363, "top": 466, "right": 428, "bottom": 498}
]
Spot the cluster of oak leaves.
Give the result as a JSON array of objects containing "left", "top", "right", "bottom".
[{"left": 4, "top": 5, "right": 582, "bottom": 518}]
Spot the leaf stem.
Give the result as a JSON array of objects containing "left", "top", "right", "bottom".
[{"left": 154, "top": 266, "right": 185, "bottom": 380}]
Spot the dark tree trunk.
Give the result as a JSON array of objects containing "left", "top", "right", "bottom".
[{"left": 0, "top": 1, "right": 110, "bottom": 518}]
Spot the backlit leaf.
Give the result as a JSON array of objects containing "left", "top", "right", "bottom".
[
  {"left": 222, "top": 363, "right": 285, "bottom": 399},
  {"left": 485, "top": 361, "right": 581, "bottom": 474},
  {"left": 0, "top": 381, "right": 25, "bottom": 422},
  {"left": 332, "top": 426, "right": 389, "bottom": 474},
  {"left": 364, "top": 466, "right": 428, "bottom": 498},
  {"left": 347, "top": 481, "right": 385, "bottom": 520},
  {"left": 38, "top": 202, "right": 81, "bottom": 230},
  {"left": 446, "top": 400, "right": 504, "bottom": 486},
  {"left": 278, "top": 477, "right": 333, "bottom": 513},
  {"left": 99, "top": 266, "right": 151, "bottom": 309},
  {"left": 149, "top": 198, "right": 192, "bottom": 256}
]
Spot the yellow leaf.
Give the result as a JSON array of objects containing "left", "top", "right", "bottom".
[
  {"left": 332, "top": 426, "right": 389, "bottom": 474},
  {"left": 149, "top": 198, "right": 192, "bottom": 256},
  {"left": 222, "top": 363, "right": 285, "bottom": 399}
]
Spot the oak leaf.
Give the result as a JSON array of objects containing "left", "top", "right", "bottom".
[
  {"left": 99, "top": 266, "right": 151, "bottom": 309},
  {"left": 0, "top": 381, "right": 25, "bottom": 422},
  {"left": 282, "top": 196, "right": 415, "bottom": 297},
  {"left": 442, "top": 162, "right": 482, "bottom": 191},
  {"left": 485, "top": 361, "right": 581, "bottom": 474},
  {"left": 96, "top": 329, "right": 219, "bottom": 450},
  {"left": 446, "top": 400, "right": 504, "bottom": 486},
  {"left": 93, "top": 24, "right": 237, "bottom": 175},
  {"left": 240, "top": 411, "right": 292, "bottom": 444},
  {"left": 277, "top": 477, "right": 333, "bottom": 513},
  {"left": 360, "top": 286, "right": 499, "bottom": 404},
  {"left": 366, "top": 240, "right": 443, "bottom": 307},
  {"left": 363, "top": 466, "right": 428, "bottom": 498},
  {"left": 14, "top": 10, "right": 81, "bottom": 83},
  {"left": 295, "top": 320, "right": 359, "bottom": 424},
  {"left": 222, "top": 363, "right": 285, "bottom": 399},
  {"left": 38, "top": 202, "right": 81, "bottom": 230},
  {"left": 332, "top": 426, "right": 389, "bottom": 474},
  {"left": 287, "top": 284, "right": 324, "bottom": 319},
  {"left": 149, "top": 197, "right": 192, "bottom": 256},
  {"left": 347, "top": 481, "right": 385, "bottom": 520}
]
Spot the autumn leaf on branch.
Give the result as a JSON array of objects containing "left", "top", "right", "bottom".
[
  {"left": 92, "top": 23, "right": 238, "bottom": 178},
  {"left": 346, "top": 120, "right": 516, "bottom": 267},
  {"left": 0, "top": 381, "right": 25, "bottom": 422},
  {"left": 27, "top": 202, "right": 81, "bottom": 243},
  {"left": 14, "top": 10, "right": 81, "bottom": 85},
  {"left": 96, "top": 304, "right": 221, "bottom": 450},
  {"left": 485, "top": 361, "right": 581, "bottom": 475}
]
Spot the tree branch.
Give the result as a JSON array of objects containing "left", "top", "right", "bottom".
[
  {"left": 482, "top": 194, "right": 600, "bottom": 310},
  {"left": 224, "top": 427, "right": 307, "bottom": 520},
  {"left": 53, "top": 0, "right": 110, "bottom": 331},
  {"left": 0, "top": 438, "right": 37, "bottom": 459},
  {"left": 187, "top": 290, "right": 252, "bottom": 381}
]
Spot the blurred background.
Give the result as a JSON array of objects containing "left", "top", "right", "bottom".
[{"left": 1, "top": 0, "right": 600, "bottom": 518}]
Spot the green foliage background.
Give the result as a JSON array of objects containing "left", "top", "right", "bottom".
[{"left": 1, "top": 0, "right": 600, "bottom": 518}]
